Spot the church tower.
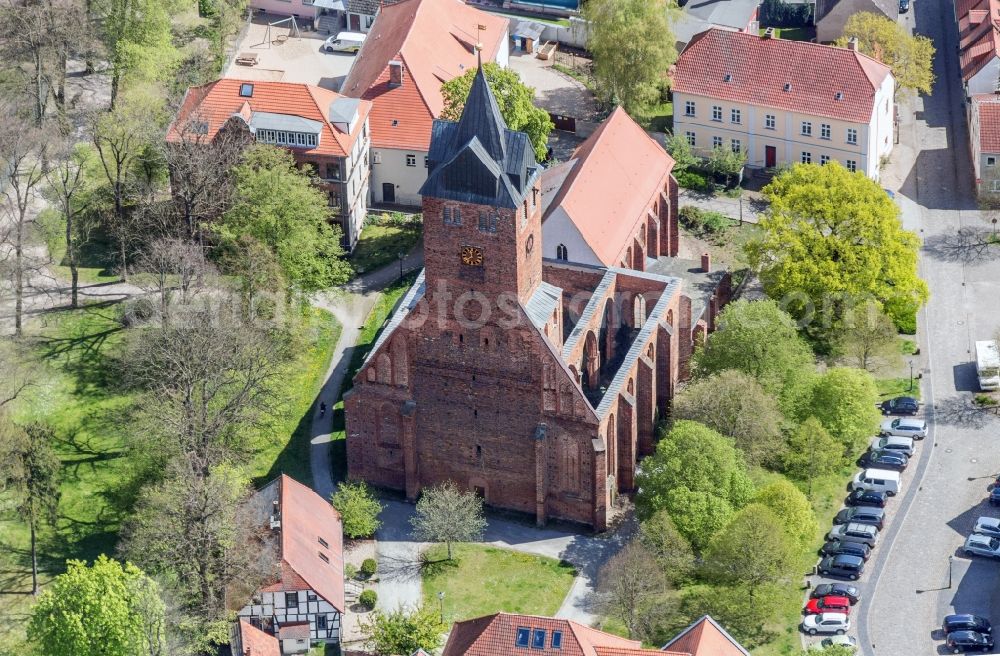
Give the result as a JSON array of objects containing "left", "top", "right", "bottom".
[{"left": 418, "top": 65, "right": 543, "bottom": 311}]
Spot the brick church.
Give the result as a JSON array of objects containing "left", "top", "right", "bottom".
[{"left": 344, "top": 66, "right": 731, "bottom": 531}]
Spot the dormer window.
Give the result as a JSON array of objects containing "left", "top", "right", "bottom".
[
  {"left": 515, "top": 628, "right": 530, "bottom": 648},
  {"left": 783, "top": 83, "right": 792, "bottom": 92},
  {"left": 835, "top": 91, "right": 845, "bottom": 100},
  {"left": 239, "top": 83, "right": 254, "bottom": 97},
  {"left": 723, "top": 73, "right": 733, "bottom": 82}
]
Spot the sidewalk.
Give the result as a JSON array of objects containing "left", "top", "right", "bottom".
[{"left": 678, "top": 188, "right": 767, "bottom": 224}]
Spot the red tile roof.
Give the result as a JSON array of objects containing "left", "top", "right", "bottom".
[
  {"left": 167, "top": 78, "right": 371, "bottom": 158},
  {"left": 340, "top": 0, "right": 509, "bottom": 151},
  {"left": 441, "top": 613, "right": 672, "bottom": 656},
  {"left": 973, "top": 94, "right": 1000, "bottom": 152},
  {"left": 277, "top": 621, "right": 311, "bottom": 640},
  {"left": 543, "top": 107, "right": 674, "bottom": 266},
  {"left": 661, "top": 616, "right": 751, "bottom": 656},
  {"left": 958, "top": 0, "right": 1000, "bottom": 83},
  {"left": 259, "top": 475, "right": 345, "bottom": 613},
  {"left": 237, "top": 620, "right": 280, "bottom": 656},
  {"left": 672, "top": 28, "right": 892, "bottom": 124}
]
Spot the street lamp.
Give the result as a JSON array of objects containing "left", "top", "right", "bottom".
[
  {"left": 948, "top": 555, "right": 954, "bottom": 589},
  {"left": 908, "top": 358, "right": 915, "bottom": 392},
  {"left": 437, "top": 591, "right": 445, "bottom": 623},
  {"left": 397, "top": 252, "right": 405, "bottom": 281}
]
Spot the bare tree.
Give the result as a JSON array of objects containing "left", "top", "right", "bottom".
[
  {"left": 0, "top": 339, "right": 39, "bottom": 408},
  {"left": 44, "top": 139, "right": 96, "bottom": 308},
  {"left": 165, "top": 118, "right": 246, "bottom": 242},
  {"left": 0, "top": 103, "right": 50, "bottom": 337},
  {"left": 134, "top": 237, "right": 216, "bottom": 325},
  {"left": 0, "top": 0, "right": 51, "bottom": 125},
  {"left": 410, "top": 481, "right": 487, "bottom": 560},
  {"left": 121, "top": 302, "right": 285, "bottom": 472},
  {"left": 596, "top": 540, "right": 668, "bottom": 639},
  {"left": 221, "top": 235, "right": 284, "bottom": 322},
  {"left": 835, "top": 300, "right": 900, "bottom": 372}
]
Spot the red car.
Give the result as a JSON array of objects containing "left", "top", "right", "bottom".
[{"left": 804, "top": 596, "right": 852, "bottom": 615}]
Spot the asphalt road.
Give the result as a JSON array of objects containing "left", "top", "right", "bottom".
[{"left": 814, "top": 0, "right": 1000, "bottom": 653}]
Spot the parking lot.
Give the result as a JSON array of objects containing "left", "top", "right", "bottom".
[{"left": 223, "top": 14, "right": 356, "bottom": 89}]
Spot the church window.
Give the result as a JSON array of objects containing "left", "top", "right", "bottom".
[{"left": 556, "top": 244, "right": 568, "bottom": 261}]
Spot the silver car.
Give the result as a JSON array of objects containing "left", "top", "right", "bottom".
[
  {"left": 974, "top": 517, "right": 1000, "bottom": 538},
  {"left": 964, "top": 534, "right": 1000, "bottom": 559},
  {"left": 871, "top": 435, "right": 914, "bottom": 457},
  {"left": 827, "top": 522, "right": 879, "bottom": 547},
  {"left": 880, "top": 416, "right": 927, "bottom": 439}
]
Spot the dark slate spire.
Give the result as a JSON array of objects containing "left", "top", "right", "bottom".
[{"left": 451, "top": 64, "right": 507, "bottom": 163}]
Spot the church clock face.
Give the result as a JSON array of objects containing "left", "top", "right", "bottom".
[{"left": 460, "top": 245, "right": 484, "bottom": 266}]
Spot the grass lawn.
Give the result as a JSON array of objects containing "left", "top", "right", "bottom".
[
  {"left": 349, "top": 222, "right": 422, "bottom": 275},
  {"left": 329, "top": 271, "right": 420, "bottom": 481},
  {"left": 421, "top": 543, "right": 577, "bottom": 624},
  {"left": 637, "top": 101, "right": 673, "bottom": 133},
  {"left": 0, "top": 303, "right": 338, "bottom": 652},
  {"left": 759, "top": 26, "right": 815, "bottom": 41},
  {"left": 876, "top": 376, "right": 921, "bottom": 401}
]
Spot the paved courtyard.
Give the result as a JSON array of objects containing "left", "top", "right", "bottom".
[{"left": 223, "top": 14, "right": 356, "bottom": 89}]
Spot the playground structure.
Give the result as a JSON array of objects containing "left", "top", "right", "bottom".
[{"left": 256, "top": 15, "right": 301, "bottom": 47}]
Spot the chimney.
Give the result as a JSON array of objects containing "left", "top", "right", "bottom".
[
  {"left": 701, "top": 252, "right": 711, "bottom": 272},
  {"left": 388, "top": 60, "right": 403, "bottom": 87},
  {"left": 847, "top": 36, "right": 859, "bottom": 51}
]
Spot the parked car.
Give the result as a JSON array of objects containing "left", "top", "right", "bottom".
[
  {"left": 804, "top": 595, "right": 852, "bottom": 615},
  {"left": 820, "top": 539, "right": 872, "bottom": 561},
  {"left": 943, "top": 615, "right": 993, "bottom": 635},
  {"left": 880, "top": 416, "right": 927, "bottom": 439},
  {"left": 860, "top": 449, "right": 909, "bottom": 471},
  {"left": 817, "top": 554, "right": 865, "bottom": 580},
  {"left": 801, "top": 612, "right": 850, "bottom": 635},
  {"left": 852, "top": 468, "right": 900, "bottom": 496},
  {"left": 812, "top": 583, "right": 861, "bottom": 604},
  {"left": 845, "top": 489, "right": 888, "bottom": 508},
  {"left": 974, "top": 517, "right": 1000, "bottom": 538},
  {"left": 833, "top": 507, "right": 885, "bottom": 530},
  {"left": 990, "top": 487, "right": 1000, "bottom": 507},
  {"left": 899, "top": 0, "right": 910, "bottom": 12},
  {"left": 821, "top": 635, "right": 858, "bottom": 650},
  {"left": 827, "top": 522, "right": 879, "bottom": 547},
  {"left": 879, "top": 395, "right": 918, "bottom": 415},
  {"left": 964, "top": 534, "right": 1000, "bottom": 559},
  {"left": 323, "top": 31, "right": 366, "bottom": 53},
  {"left": 945, "top": 630, "right": 994, "bottom": 653},
  {"left": 871, "top": 435, "right": 915, "bottom": 457}
]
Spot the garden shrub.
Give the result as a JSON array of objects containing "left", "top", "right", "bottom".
[
  {"left": 361, "top": 558, "right": 378, "bottom": 577},
  {"left": 359, "top": 589, "right": 378, "bottom": 609}
]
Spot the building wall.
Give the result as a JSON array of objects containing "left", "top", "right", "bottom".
[
  {"left": 238, "top": 589, "right": 341, "bottom": 643},
  {"left": 341, "top": 118, "right": 372, "bottom": 248},
  {"left": 816, "top": 0, "right": 894, "bottom": 43},
  {"left": 969, "top": 100, "right": 1000, "bottom": 196},
  {"left": 542, "top": 206, "right": 601, "bottom": 266},
  {"left": 672, "top": 85, "right": 893, "bottom": 178},
  {"left": 969, "top": 58, "right": 1000, "bottom": 96},
  {"left": 249, "top": 0, "right": 318, "bottom": 19},
  {"left": 370, "top": 147, "right": 428, "bottom": 207}
]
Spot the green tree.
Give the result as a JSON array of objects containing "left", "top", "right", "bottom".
[
  {"left": 707, "top": 146, "right": 747, "bottom": 187},
  {"left": 440, "top": 62, "right": 553, "bottom": 161},
  {"left": 639, "top": 509, "right": 695, "bottom": 584},
  {"left": 836, "top": 299, "right": 901, "bottom": 372},
  {"left": 635, "top": 421, "right": 754, "bottom": 549},
  {"left": 358, "top": 604, "right": 447, "bottom": 655},
  {"left": 753, "top": 478, "right": 818, "bottom": 551},
  {"left": 0, "top": 420, "right": 61, "bottom": 595},
  {"left": 665, "top": 132, "right": 699, "bottom": 172},
  {"left": 584, "top": 0, "right": 678, "bottom": 114},
  {"left": 28, "top": 555, "right": 165, "bottom": 656},
  {"left": 220, "top": 145, "right": 352, "bottom": 293},
  {"left": 836, "top": 12, "right": 935, "bottom": 95},
  {"left": 702, "top": 505, "right": 797, "bottom": 597},
  {"left": 806, "top": 368, "right": 881, "bottom": 457},
  {"left": 680, "top": 582, "right": 782, "bottom": 648},
  {"left": 673, "top": 369, "right": 786, "bottom": 466},
  {"left": 782, "top": 417, "right": 844, "bottom": 491},
  {"left": 331, "top": 481, "right": 384, "bottom": 539},
  {"left": 747, "top": 163, "right": 928, "bottom": 339},
  {"left": 410, "top": 481, "right": 487, "bottom": 560},
  {"left": 693, "top": 299, "right": 816, "bottom": 411},
  {"left": 100, "top": 0, "right": 179, "bottom": 107}
]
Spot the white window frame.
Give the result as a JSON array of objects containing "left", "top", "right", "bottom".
[
  {"left": 801, "top": 151, "right": 812, "bottom": 164},
  {"left": 685, "top": 131, "right": 696, "bottom": 146},
  {"left": 685, "top": 101, "right": 696, "bottom": 117},
  {"left": 730, "top": 139, "right": 741, "bottom": 153},
  {"left": 306, "top": 133, "right": 317, "bottom": 147},
  {"left": 765, "top": 114, "right": 775, "bottom": 130},
  {"left": 820, "top": 154, "right": 830, "bottom": 165},
  {"left": 801, "top": 121, "right": 812, "bottom": 137},
  {"left": 712, "top": 105, "right": 722, "bottom": 122},
  {"left": 406, "top": 154, "right": 416, "bottom": 167},
  {"left": 847, "top": 128, "right": 858, "bottom": 145},
  {"left": 731, "top": 108, "right": 742, "bottom": 124},
  {"left": 820, "top": 124, "right": 831, "bottom": 140},
  {"left": 712, "top": 136, "right": 723, "bottom": 149},
  {"left": 846, "top": 159, "right": 857, "bottom": 172}
]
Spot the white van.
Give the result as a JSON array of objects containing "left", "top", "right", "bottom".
[
  {"left": 851, "top": 468, "right": 900, "bottom": 496},
  {"left": 324, "top": 31, "right": 366, "bottom": 53}
]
